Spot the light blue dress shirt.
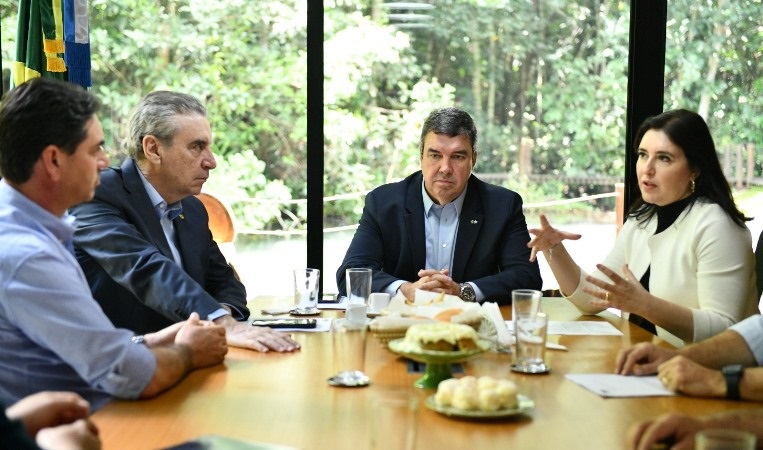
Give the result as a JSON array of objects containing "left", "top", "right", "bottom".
[
  {"left": 730, "top": 314, "right": 763, "bottom": 366},
  {"left": 137, "top": 170, "right": 184, "bottom": 267},
  {"left": 424, "top": 181, "right": 464, "bottom": 272},
  {"left": 0, "top": 180, "right": 156, "bottom": 411},
  {"left": 384, "top": 181, "right": 484, "bottom": 301}
]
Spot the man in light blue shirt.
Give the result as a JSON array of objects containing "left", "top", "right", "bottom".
[
  {"left": 621, "top": 314, "right": 763, "bottom": 449},
  {"left": 0, "top": 78, "right": 228, "bottom": 411},
  {"left": 616, "top": 314, "right": 763, "bottom": 401}
]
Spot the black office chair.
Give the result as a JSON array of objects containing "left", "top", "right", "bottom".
[{"left": 542, "top": 289, "right": 562, "bottom": 298}]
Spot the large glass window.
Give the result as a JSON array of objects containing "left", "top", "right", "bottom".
[
  {"left": 323, "top": 0, "right": 630, "bottom": 293},
  {"left": 7, "top": 1, "right": 756, "bottom": 297},
  {"left": 0, "top": 0, "right": 308, "bottom": 296},
  {"left": 664, "top": 0, "right": 762, "bottom": 243}
]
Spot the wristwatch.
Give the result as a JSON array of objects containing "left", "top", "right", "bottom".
[
  {"left": 459, "top": 283, "right": 477, "bottom": 302},
  {"left": 721, "top": 364, "right": 744, "bottom": 400}
]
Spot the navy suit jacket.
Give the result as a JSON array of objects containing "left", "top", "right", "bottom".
[
  {"left": 336, "top": 172, "right": 542, "bottom": 304},
  {"left": 71, "top": 159, "right": 249, "bottom": 334}
]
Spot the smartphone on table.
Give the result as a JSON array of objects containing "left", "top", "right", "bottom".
[{"left": 251, "top": 318, "right": 318, "bottom": 329}]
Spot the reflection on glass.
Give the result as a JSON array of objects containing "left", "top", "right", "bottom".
[
  {"left": 665, "top": 1, "right": 761, "bottom": 194},
  {"left": 323, "top": 1, "right": 630, "bottom": 292}
]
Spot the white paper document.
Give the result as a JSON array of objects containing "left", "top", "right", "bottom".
[
  {"left": 548, "top": 321, "right": 623, "bottom": 336},
  {"left": 565, "top": 374, "right": 676, "bottom": 398},
  {"left": 504, "top": 320, "right": 622, "bottom": 336}
]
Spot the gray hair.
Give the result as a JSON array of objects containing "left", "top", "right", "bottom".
[
  {"left": 418, "top": 107, "right": 478, "bottom": 155},
  {"left": 127, "top": 91, "right": 207, "bottom": 159}
]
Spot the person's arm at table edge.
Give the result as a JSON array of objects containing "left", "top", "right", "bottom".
[
  {"left": 738, "top": 368, "right": 763, "bottom": 401},
  {"left": 700, "top": 409, "right": 763, "bottom": 442},
  {"left": 617, "top": 317, "right": 759, "bottom": 376},
  {"left": 139, "top": 344, "right": 194, "bottom": 398},
  {"left": 139, "top": 314, "right": 228, "bottom": 397},
  {"left": 677, "top": 328, "right": 757, "bottom": 368},
  {"left": 674, "top": 328, "right": 763, "bottom": 401},
  {"left": 630, "top": 409, "right": 763, "bottom": 450}
]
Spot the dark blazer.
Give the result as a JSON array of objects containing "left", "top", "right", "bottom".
[
  {"left": 71, "top": 159, "right": 249, "bottom": 334},
  {"left": 336, "top": 172, "right": 542, "bottom": 304}
]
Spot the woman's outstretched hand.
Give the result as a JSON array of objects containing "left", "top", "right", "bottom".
[{"left": 527, "top": 214, "right": 582, "bottom": 262}]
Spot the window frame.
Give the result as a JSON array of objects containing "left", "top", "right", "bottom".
[{"left": 306, "top": 0, "right": 668, "bottom": 294}]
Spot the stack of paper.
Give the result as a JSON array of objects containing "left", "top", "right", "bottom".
[{"left": 482, "top": 302, "right": 512, "bottom": 347}]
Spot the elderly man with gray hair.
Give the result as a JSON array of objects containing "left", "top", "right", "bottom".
[{"left": 71, "top": 90, "right": 299, "bottom": 353}]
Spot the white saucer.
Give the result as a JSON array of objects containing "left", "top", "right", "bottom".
[
  {"left": 342, "top": 309, "right": 382, "bottom": 318},
  {"left": 291, "top": 307, "right": 320, "bottom": 316},
  {"left": 327, "top": 370, "right": 370, "bottom": 387},
  {"left": 511, "top": 363, "right": 551, "bottom": 374}
]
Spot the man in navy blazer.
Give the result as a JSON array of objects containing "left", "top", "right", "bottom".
[
  {"left": 336, "top": 107, "right": 542, "bottom": 304},
  {"left": 71, "top": 91, "right": 299, "bottom": 353}
]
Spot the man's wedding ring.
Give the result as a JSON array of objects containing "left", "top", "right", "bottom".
[{"left": 605, "top": 291, "right": 610, "bottom": 301}]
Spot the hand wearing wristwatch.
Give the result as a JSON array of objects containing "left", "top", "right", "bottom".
[
  {"left": 721, "top": 364, "right": 744, "bottom": 400},
  {"left": 459, "top": 283, "right": 477, "bottom": 302}
]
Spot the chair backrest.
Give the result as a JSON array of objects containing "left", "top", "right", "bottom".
[
  {"left": 196, "top": 192, "right": 236, "bottom": 243},
  {"left": 542, "top": 289, "right": 562, "bottom": 298},
  {"left": 755, "top": 230, "right": 763, "bottom": 299}
]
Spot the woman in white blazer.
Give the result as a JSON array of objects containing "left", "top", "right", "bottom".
[{"left": 528, "top": 109, "right": 759, "bottom": 347}]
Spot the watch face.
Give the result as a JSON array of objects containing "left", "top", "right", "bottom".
[
  {"left": 722, "top": 364, "right": 744, "bottom": 375},
  {"left": 460, "top": 284, "right": 476, "bottom": 302},
  {"left": 722, "top": 364, "right": 744, "bottom": 401}
]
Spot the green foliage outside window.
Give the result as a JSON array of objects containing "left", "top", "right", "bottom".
[{"left": 0, "top": 0, "right": 760, "bottom": 233}]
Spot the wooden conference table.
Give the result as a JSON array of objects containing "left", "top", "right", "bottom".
[{"left": 92, "top": 297, "right": 760, "bottom": 450}]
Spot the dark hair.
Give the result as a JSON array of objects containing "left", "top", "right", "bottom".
[
  {"left": 127, "top": 91, "right": 207, "bottom": 160},
  {"left": 419, "top": 107, "right": 478, "bottom": 155},
  {"left": 628, "top": 108, "right": 749, "bottom": 227},
  {"left": 0, "top": 78, "right": 100, "bottom": 183}
]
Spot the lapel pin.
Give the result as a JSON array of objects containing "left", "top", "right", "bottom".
[
  {"left": 179, "top": 214, "right": 185, "bottom": 220},
  {"left": 470, "top": 219, "right": 478, "bottom": 224}
]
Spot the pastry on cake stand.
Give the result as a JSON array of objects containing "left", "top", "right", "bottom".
[{"left": 387, "top": 338, "right": 489, "bottom": 389}]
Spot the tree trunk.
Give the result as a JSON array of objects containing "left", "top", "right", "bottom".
[
  {"left": 519, "top": 137, "right": 533, "bottom": 180},
  {"left": 471, "top": 17, "right": 482, "bottom": 116},
  {"left": 736, "top": 144, "right": 743, "bottom": 190},
  {"left": 487, "top": 26, "right": 496, "bottom": 125},
  {"left": 723, "top": 144, "right": 731, "bottom": 177},
  {"left": 746, "top": 143, "right": 755, "bottom": 188},
  {"left": 697, "top": 0, "right": 726, "bottom": 119}
]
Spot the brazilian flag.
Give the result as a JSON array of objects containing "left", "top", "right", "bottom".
[
  {"left": 13, "top": 0, "right": 67, "bottom": 87},
  {"left": 63, "top": 0, "right": 91, "bottom": 87},
  {"left": 13, "top": 0, "right": 91, "bottom": 89}
]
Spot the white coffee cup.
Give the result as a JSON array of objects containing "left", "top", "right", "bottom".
[
  {"left": 368, "top": 293, "right": 391, "bottom": 312},
  {"left": 346, "top": 304, "right": 368, "bottom": 325}
]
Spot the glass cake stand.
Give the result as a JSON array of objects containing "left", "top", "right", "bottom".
[{"left": 387, "top": 339, "right": 489, "bottom": 389}]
